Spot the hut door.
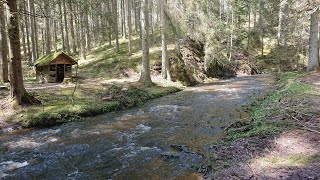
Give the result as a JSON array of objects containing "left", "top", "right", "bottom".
[{"left": 57, "top": 64, "right": 65, "bottom": 82}]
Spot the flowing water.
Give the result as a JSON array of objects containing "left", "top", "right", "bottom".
[{"left": 0, "top": 75, "right": 273, "bottom": 179}]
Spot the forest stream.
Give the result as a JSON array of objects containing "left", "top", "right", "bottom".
[{"left": 0, "top": 74, "right": 273, "bottom": 179}]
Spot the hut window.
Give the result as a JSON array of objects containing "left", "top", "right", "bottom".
[
  {"left": 65, "top": 65, "right": 72, "bottom": 72},
  {"left": 50, "top": 65, "right": 56, "bottom": 71}
]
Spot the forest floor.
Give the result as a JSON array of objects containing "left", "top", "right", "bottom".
[
  {"left": 205, "top": 71, "right": 320, "bottom": 179},
  {"left": 0, "top": 34, "right": 181, "bottom": 131}
]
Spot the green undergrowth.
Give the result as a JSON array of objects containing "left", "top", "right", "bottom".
[
  {"left": 223, "top": 72, "right": 317, "bottom": 142},
  {"left": 18, "top": 85, "right": 180, "bottom": 128},
  {"left": 79, "top": 31, "right": 176, "bottom": 79},
  {"left": 12, "top": 30, "right": 180, "bottom": 128}
]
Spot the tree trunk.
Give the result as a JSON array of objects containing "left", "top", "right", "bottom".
[
  {"left": 80, "top": 11, "right": 86, "bottom": 60},
  {"left": 134, "top": 0, "right": 139, "bottom": 34},
  {"left": 68, "top": 0, "right": 77, "bottom": 54},
  {"left": 161, "top": 1, "right": 170, "bottom": 80},
  {"left": 44, "top": 0, "right": 51, "bottom": 54},
  {"left": 63, "top": 0, "right": 70, "bottom": 53},
  {"left": 112, "top": 0, "right": 120, "bottom": 53},
  {"left": 229, "top": 6, "right": 234, "bottom": 61},
  {"left": 85, "top": 4, "right": 91, "bottom": 52},
  {"left": 149, "top": 0, "right": 153, "bottom": 42},
  {"left": 259, "top": 0, "right": 264, "bottom": 56},
  {"left": 28, "top": 0, "right": 37, "bottom": 63},
  {"left": 22, "top": 1, "right": 31, "bottom": 63},
  {"left": 20, "top": 7, "right": 27, "bottom": 61},
  {"left": 53, "top": 20, "right": 58, "bottom": 52},
  {"left": 174, "top": 33, "right": 181, "bottom": 57},
  {"left": 253, "top": 2, "right": 257, "bottom": 31},
  {"left": 139, "top": 0, "right": 153, "bottom": 86},
  {"left": 135, "top": 0, "right": 142, "bottom": 43},
  {"left": 247, "top": 5, "right": 250, "bottom": 50},
  {"left": 107, "top": 1, "right": 112, "bottom": 47},
  {"left": 283, "top": 1, "right": 289, "bottom": 49},
  {"left": 74, "top": 3, "right": 80, "bottom": 50},
  {"left": 307, "top": 8, "right": 320, "bottom": 71},
  {"left": 277, "top": 0, "right": 289, "bottom": 47},
  {"left": 6, "top": 0, "right": 38, "bottom": 106},
  {"left": 127, "top": 0, "right": 132, "bottom": 55},
  {"left": 277, "top": 0, "right": 284, "bottom": 46},
  {"left": 58, "top": 0, "right": 65, "bottom": 51},
  {"left": 121, "top": 0, "right": 126, "bottom": 39},
  {"left": 91, "top": 9, "right": 96, "bottom": 46},
  {"left": 31, "top": 0, "right": 38, "bottom": 59},
  {"left": 0, "top": 1, "right": 9, "bottom": 83}
]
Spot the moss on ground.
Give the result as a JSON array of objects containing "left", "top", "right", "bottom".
[
  {"left": 5, "top": 31, "right": 181, "bottom": 129},
  {"left": 79, "top": 32, "right": 176, "bottom": 79},
  {"left": 17, "top": 85, "right": 180, "bottom": 128},
  {"left": 223, "top": 72, "right": 318, "bottom": 142}
]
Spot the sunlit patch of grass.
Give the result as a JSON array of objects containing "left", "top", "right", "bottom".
[
  {"left": 220, "top": 72, "right": 317, "bottom": 143},
  {"left": 254, "top": 154, "right": 320, "bottom": 168},
  {"left": 13, "top": 85, "right": 180, "bottom": 128},
  {"left": 225, "top": 121, "right": 293, "bottom": 141},
  {"left": 251, "top": 72, "right": 316, "bottom": 121},
  {"left": 8, "top": 29, "right": 181, "bottom": 128},
  {"left": 77, "top": 29, "right": 176, "bottom": 80}
]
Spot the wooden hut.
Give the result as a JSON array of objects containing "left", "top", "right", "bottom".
[{"left": 34, "top": 52, "right": 78, "bottom": 83}]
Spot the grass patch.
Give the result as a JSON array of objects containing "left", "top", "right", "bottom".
[
  {"left": 222, "top": 72, "right": 317, "bottom": 142},
  {"left": 19, "top": 85, "right": 180, "bottom": 128},
  {"left": 7, "top": 30, "right": 180, "bottom": 128},
  {"left": 256, "top": 154, "right": 320, "bottom": 168},
  {"left": 78, "top": 31, "right": 176, "bottom": 79},
  {"left": 225, "top": 121, "right": 293, "bottom": 141}
]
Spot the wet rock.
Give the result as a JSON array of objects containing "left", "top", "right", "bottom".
[
  {"left": 161, "top": 151, "right": 180, "bottom": 159},
  {"left": 1, "top": 126, "right": 23, "bottom": 134},
  {"left": 2, "top": 127, "right": 14, "bottom": 133},
  {"left": 47, "top": 129, "right": 61, "bottom": 134},
  {"left": 170, "top": 145, "right": 186, "bottom": 152}
]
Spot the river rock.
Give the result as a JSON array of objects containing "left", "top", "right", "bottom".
[{"left": 161, "top": 151, "right": 180, "bottom": 159}]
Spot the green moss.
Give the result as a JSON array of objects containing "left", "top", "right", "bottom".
[
  {"left": 225, "top": 121, "right": 293, "bottom": 141},
  {"left": 34, "top": 51, "right": 63, "bottom": 67},
  {"left": 15, "top": 30, "right": 180, "bottom": 128},
  {"left": 219, "top": 72, "right": 316, "bottom": 143},
  {"left": 34, "top": 51, "right": 76, "bottom": 67},
  {"left": 21, "top": 86, "right": 180, "bottom": 128}
]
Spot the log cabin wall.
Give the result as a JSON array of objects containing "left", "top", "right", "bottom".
[
  {"left": 48, "top": 65, "right": 57, "bottom": 82},
  {"left": 35, "top": 53, "right": 77, "bottom": 83}
]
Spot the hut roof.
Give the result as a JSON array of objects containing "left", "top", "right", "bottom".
[{"left": 34, "top": 52, "right": 78, "bottom": 67}]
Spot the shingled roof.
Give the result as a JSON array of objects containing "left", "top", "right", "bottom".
[{"left": 34, "top": 52, "right": 77, "bottom": 67}]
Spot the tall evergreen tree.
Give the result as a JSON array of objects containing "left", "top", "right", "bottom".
[
  {"left": 139, "top": 0, "right": 153, "bottom": 86},
  {"left": 0, "top": 1, "right": 9, "bottom": 83},
  {"left": 6, "top": 0, "right": 38, "bottom": 105}
]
